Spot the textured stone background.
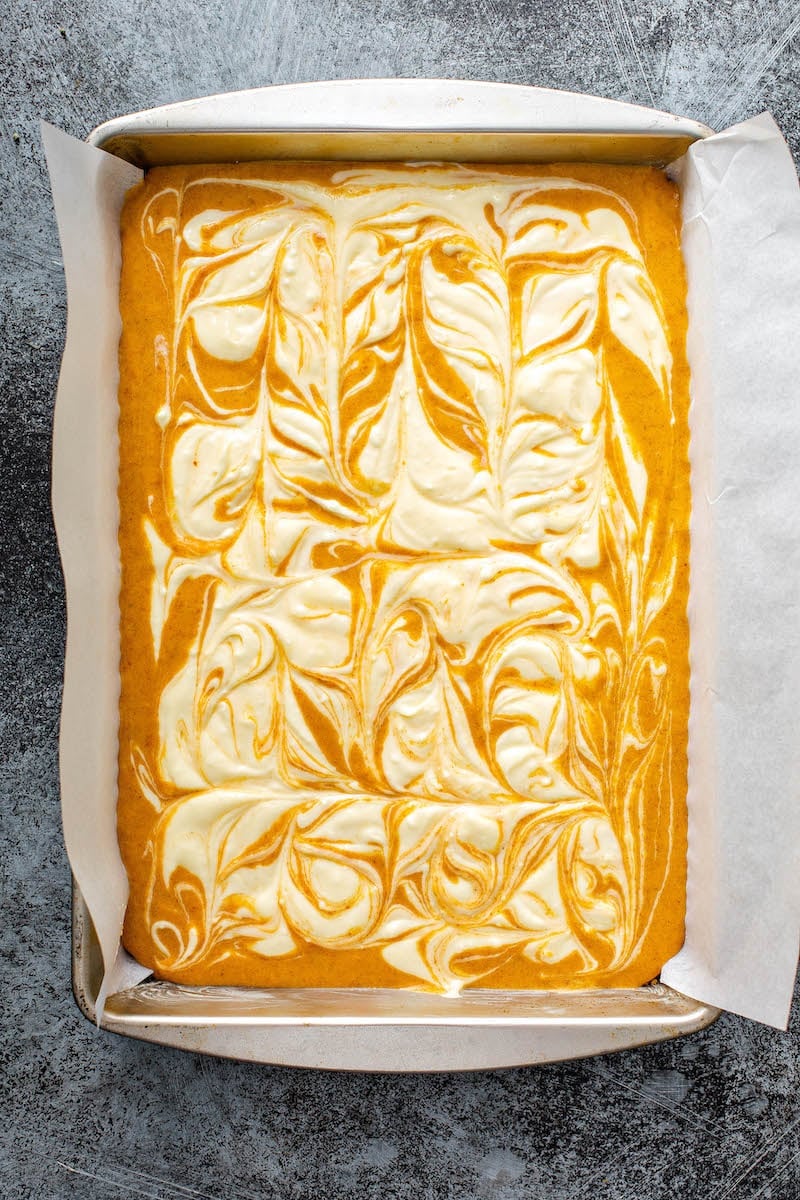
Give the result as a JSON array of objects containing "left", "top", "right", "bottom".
[{"left": 1, "top": 1, "right": 799, "bottom": 1197}]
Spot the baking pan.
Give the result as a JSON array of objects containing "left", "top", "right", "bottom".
[{"left": 70, "top": 79, "right": 719, "bottom": 1070}]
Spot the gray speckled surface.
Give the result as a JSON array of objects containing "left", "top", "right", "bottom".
[{"left": 1, "top": 2, "right": 799, "bottom": 1197}]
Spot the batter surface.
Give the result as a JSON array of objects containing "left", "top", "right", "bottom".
[{"left": 117, "top": 161, "right": 690, "bottom": 991}]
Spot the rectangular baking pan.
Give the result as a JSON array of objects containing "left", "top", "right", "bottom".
[{"left": 71, "top": 79, "right": 719, "bottom": 1070}]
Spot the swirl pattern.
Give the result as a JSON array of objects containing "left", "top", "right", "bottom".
[{"left": 117, "top": 162, "right": 690, "bottom": 991}]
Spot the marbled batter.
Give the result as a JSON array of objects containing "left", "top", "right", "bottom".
[{"left": 117, "top": 161, "right": 690, "bottom": 991}]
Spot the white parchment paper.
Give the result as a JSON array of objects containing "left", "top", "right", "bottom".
[
  {"left": 42, "top": 122, "right": 150, "bottom": 1012},
  {"left": 43, "top": 112, "right": 800, "bottom": 1028},
  {"left": 660, "top": 113, "right": 800, "bottom": 1028}
]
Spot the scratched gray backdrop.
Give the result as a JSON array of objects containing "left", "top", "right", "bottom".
[{"left": 1, "top": 1, "right": 799, "bottom": 1197}]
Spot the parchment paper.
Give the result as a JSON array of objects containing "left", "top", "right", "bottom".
[
  {"left": 660, "top": 113, "right": 800, "bottom": 1028},
  {"left": 43, "top": 112, "right": 800, "bottom": 1029},
  {"left": 42, "top": 122, "right": 150, "bottom": 1013}
]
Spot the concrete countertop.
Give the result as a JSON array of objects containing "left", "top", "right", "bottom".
[{"left": 1, "top": 1, "right": 798, "bottom": 1197}]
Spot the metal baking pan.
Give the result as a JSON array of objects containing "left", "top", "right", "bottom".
[{"left": 73, "top": 79, "right": 719, "bottom": 1071}]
